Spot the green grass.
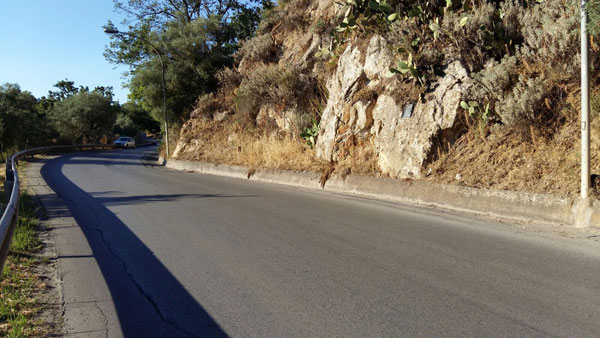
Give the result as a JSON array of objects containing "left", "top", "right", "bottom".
[
  {"left": 0, "top": 187, "right": 48, "bottom": 337},
  {"left": 10, "top": 194, "right": 42, "bottom": 254},
  {"left": 0, "top": 253, "right": 41, "bottom": 337},
  {"left": 7, "top": 315, "right": 31, "bottom": 338}
]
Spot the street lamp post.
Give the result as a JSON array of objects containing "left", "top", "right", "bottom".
[
  {"left": 581, "top": 0, "right": 590, "bottom": 199},
  {"left": 104, "top": 27, "right": 170, "bottom": 158}
]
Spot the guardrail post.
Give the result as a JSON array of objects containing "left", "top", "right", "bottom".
[
  {"left": 0, "top": 210, "right": 17, "bottom": 273},
  {"left": 5, "top": 159, "right": 10, "bottom": 179},
  {"left": 4, "top": 159, "right": 14, "bottom": 204}
]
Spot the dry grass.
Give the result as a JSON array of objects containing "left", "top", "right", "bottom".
[
  {"left": 334, "top": 134, "right": 380, "bottom": 176},
  {"left": 175, "top": 110, "right": 594, "bottom": 197},
  {"left": 175, "top": 117, "right": 383, "bottom": 187},
  {"left": 233, "top": 133, "right": 322, "bottom": 170},
  {"left": 175, "top": 119, "right": 329, "bottom": 172},
  {"left": 426, "top": 113, "right": 593, "bottom": 197},
  {"left": 175, "top": 116, "right": 386, "bottom": 189},
  {"left": 176, "top": 108, "right": 593, "bottom": 197}
]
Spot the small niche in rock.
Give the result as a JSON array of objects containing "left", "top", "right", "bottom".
[{"left": 402, "top": 103, "right": 415, "bottom": 119}]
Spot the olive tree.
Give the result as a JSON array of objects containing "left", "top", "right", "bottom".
[
  {"left": 0, "top": 83, "right": 49, "bottom": 152},
  {"left": 50, "top": 90, "right": 117, "bottom": 144}
]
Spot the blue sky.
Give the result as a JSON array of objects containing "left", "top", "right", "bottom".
[{"left": 0, "top": 1, "right": 131, "bottom": 103}]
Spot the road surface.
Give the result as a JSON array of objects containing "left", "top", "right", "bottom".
[{"left": 28, "top": 146, "right": 600, "bottom": 337}]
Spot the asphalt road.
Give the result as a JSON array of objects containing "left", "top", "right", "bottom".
[{"left": 32, "top": 146, "right": 600, "bottom": 337}]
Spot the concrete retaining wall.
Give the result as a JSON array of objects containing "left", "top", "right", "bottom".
[{"left": 164, "top": 159, "right": 597, "bottom": 227}]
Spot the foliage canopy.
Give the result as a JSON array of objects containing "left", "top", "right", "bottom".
[
  {"left": 104, "top": 0, "right": 272, "bottom": 126},
  {"left": 49, "top": 89, "right": 118, "bottom": 144},
  {"left": 0, "top": 84, "right": 47, "bottom": 152}
]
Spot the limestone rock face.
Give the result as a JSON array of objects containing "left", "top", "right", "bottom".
[
  {"left": 363, "top": 35, "right": 394, "bottom": 82},
  {"left": 173, "top": 136, "right": 204, "bottom": 159},
  {"left": 176, "top": 4, "right": 473, "bottom": 177},
  {"left": 256, "top": 106, "right": 294, "bottom": 132},
  {"left": 315, "top": 33, "right": 470, "bottom": 178},
  {"left": 172, "top": 119, "right": 201, "bottom": 158},
  {"left": 372, "top": 61, "right": 470, "bottom": 178},
  {"left": 315, "top": 43, "right": 363, "bottom": 160},
  {"left": 316, "top": 35, "right": 393, "bottom": 161}
]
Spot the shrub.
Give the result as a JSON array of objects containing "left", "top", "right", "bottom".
[
  {"left": 256, "top": 6, "right": 283, "bottom": 35},
  {"left": 216, "top": 67, "right": 242, "bottom": 93},
  {"left": 384, "top": 0, "right": 520, "bottom": 83},
  {"left": 441, "top": 3, "right": 510, "bottom": 72},
  {"left": 387, "top": 17, "right": 440, "bottom": 76},
  {"left": 465, "top": 56, "right": 518, "bottom": 115},
  {"left": 496, "top": 76, "right": 551, "bottom": 126},
  {"left": 257, "top": 0, "right": 315, "bottom": 35},
  {"left": 589, "top": 0, "right": 600, "bottom": 36},
  {"left": 498, "top": 0, "right": 579, "bottom": 128},
  {"left": 458, "top": 0, "right": 586, "bottom": 131},
  {"left": 235, "top": 34, "right": 279, "bottom": 64},
  {"left": 300, "top": 119, "right": 319, "bottom": 148},
  {"left": 191, "top": 93, "right": 226, "bottom": 119},
  {"left": 234, "top": 62, "right": 324, "bottom": 132},
  {"left": 517, "top": 0, "right": 579, "bottom": 81},
  {"left": 235, "top": 64, "right": 305, "bottom": 122}
]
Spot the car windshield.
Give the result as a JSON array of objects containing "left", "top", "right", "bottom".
[{"left": 117, "top": 137, "right": 129, "bottom": 141}]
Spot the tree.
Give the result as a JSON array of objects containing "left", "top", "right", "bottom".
[
  {"left": 114, "top": 102, "right": 160, "bottom": 137},
  {"left": 112, "top": 0, "right": 264, "bottom": 27},
  {"left": 49, "top": 90, "right": 117, "bottom": 144},
  {"left": 48, "top": 79, "right": 79, "bottom": 101},
  {"left": 38, "top": 79, "right": 113, "bottom": 113},
  {"left": 0, "top": 83, "right": 49, "bottom": 152},
  {"left": 104, "top": 0, "right": 270, "bottom": 125}
]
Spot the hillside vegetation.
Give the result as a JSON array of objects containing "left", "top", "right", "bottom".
[
  {"left": 171, "top": 0, "right": 600, "bottom": 197},
  {"left": 0, "top": 81, "right": 159, "bottom": 159}
]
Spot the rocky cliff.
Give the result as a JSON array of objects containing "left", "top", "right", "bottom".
[
  {"left": 174, "top": 0, "right": 474, "bottom": 179},
  {"left": 172, "top": 0, "right": 600, "bottom": 197}
]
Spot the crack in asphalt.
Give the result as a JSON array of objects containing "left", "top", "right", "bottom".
[
  {"left": 74, "top": 199, "right": 198, "bottom": 338},
  {"left": 94, "top": 301, "right": 110, "bottom": 338},
  {"left": 59, "top": 274, "right": 66, "bottom": 320},
  {"left": 49, "top": 180, "right": 199, "bottom": 338}
]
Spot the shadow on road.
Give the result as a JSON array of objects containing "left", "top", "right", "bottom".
[
  {"left": 39, "top": 191, "right": 248, "bottom": 218},
  {"left": 40, "top": 151, "right": 231, "bottom": 338},
  {"left": 90, "top": 193, "right": 250, "bottom": 206}
]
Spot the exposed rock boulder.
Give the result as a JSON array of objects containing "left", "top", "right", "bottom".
[
  {"left": 315, "top": 33, "right": 471, "bottom": 178},
  {"left": 363, "top": 35, "right": 394, "bottom": 83},
  {"left": 173, "top": 137, "right": 203, "bottom": 159},
  {"left": 256, "top": 106, "right": 295, "bottom": 132},
  {"left": 213, "top": 110, "right": 233, "bottom": 122},
  {"left": 372, "top": 61, "right": 470, "bottom": 178},
  {"left": 316, "top": 38, "right": 371, "bottom": 161}
]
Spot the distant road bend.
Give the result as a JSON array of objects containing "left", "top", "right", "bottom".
[{"left": 32, "top": 146, "right": 600, "bottom": 337}]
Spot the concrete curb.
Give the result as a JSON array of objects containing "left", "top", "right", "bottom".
[
  {"left": 136, "top": 141, "right": 157, "bottom": 147},
  {"left": 163, "top": 159, "right": 598, "bottom": 228}
]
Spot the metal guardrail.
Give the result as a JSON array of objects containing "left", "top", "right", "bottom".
[{"left": 0, "top": 144, "right": 114, "bottom": 272}]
